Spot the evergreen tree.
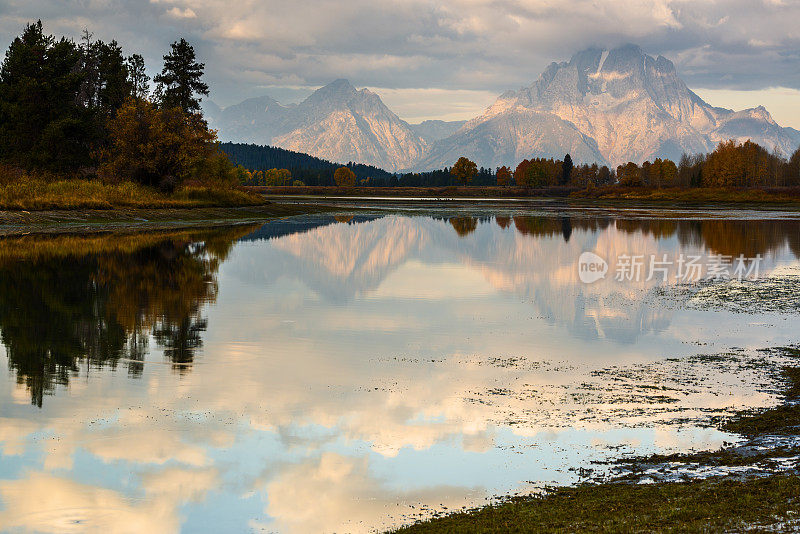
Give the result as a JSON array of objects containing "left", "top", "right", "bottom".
[
  {"left": 0, "top": 21, "right": 90, "bottom": 170},
  {"left": 154, "top": 39, "right": 208, "bottom": 113},
  {"left": 94, "top": 40, "right": 131, "bottom": 120},
  {"left": 126, "top": 54, "right": 149, "bottom": 99},
  {"left": 561, "top": 154, "right": 573, "bottom": 185},
  {"left": 789, "top": 148, "right": 800, "bottom": 186}
]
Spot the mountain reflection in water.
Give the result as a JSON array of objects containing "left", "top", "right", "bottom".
[{"left": 0, "top": 211, "right": 799, "bottom": 533}]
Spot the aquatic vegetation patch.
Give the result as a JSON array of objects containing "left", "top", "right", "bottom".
[
  {"left": 722, "top": 362, "right": 800, "bottom": 437},
  {"left": 393, "top": 348, "right": 800, "bottom": 532},
  {"left": 686, "top": 268, "right": 800, "bottom": 314}
]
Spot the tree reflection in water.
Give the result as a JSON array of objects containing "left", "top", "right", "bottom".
[
  {"left": 0, "top": 226, "right": 256, "bottom": 406},
  {"left": 500, "top": 215, "right": 800, "bottom": 260}
]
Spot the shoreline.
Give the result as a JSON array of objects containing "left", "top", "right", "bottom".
[
  {"left": 249, "top": 185, "right": 800, "bottom": 206},
  {"left": 392, "top": 347, "right": 800, "bottom": 533},
  {"left": 5, "top": 197, "right": 800, "bottom": 237},
  {"left": 0, "top": 203, "right": 338, "bottom": 236}
]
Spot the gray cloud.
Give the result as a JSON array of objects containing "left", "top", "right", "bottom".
[{"left": 2, "top": 0, "right": 799, "bottom": 109}]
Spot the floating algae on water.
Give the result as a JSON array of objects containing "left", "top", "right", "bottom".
[{"left": 688, "top": 264, "right": 800, "bottom": 314}]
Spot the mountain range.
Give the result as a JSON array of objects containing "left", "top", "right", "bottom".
[{"left": 206, "top": 45, "right": 800, "bottom": 172}]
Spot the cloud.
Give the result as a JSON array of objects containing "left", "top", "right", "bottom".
[
  {"left": 1, "top": 0, "right": 799, "bottom": 116},
  {"left": 166, "top": 6, "right": 196, "bottom": 19},
  {"left": 261, "top": 452, "right": 477, "bottom": 533},
  {"left": 83, "top": 427, "right": 209, "bottom": 466},
  {"left": 0, "top": 471, "right": 187, "bottom": 533}
]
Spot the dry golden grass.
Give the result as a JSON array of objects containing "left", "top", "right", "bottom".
[{"left": 0, "top": 175, "right": 265, "bottom": 210}]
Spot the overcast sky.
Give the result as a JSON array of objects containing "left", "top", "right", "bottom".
[{"left": 2, "top": 0, "right": 799, "bottom": 126}]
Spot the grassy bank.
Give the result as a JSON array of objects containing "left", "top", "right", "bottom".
[
  {"left": 0, "top": 224, "right": 261, "bottom": 263},
  {"left": 0, "top": 178, "right": 266, "bottom": 210},
  {"left": 393, "top": 476, "right": 800, "bottom": 533},
  {"left": 394, "top": 350, "right": 800, "bottom": 533},
  {"left": 571, "top": 185, "right": 800, "bottom": 204}
]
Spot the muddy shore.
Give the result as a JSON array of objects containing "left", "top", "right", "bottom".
[{"left": 0, "top": 203, "right": 337, "bottom": 236}]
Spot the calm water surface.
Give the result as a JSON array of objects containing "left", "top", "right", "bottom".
[{"left": 1, "top": 205, "right": 800, "bottom": 532}]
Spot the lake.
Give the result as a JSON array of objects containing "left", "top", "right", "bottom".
[{"left": 1, "top": 203, "right": 799, "bottom": 532}]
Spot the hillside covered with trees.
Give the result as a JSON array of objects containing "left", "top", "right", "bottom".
[
  {"left": 220, "top": 142, "right": 394, "bottom": 186},
  {"left": 228, "top": 136, "right": 799, "bottom": 192}
]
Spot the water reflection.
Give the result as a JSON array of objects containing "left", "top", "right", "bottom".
[
  {"left": 440, "top": 215, "right": 800, "bottom": 259},
  {"left": 0, "top": 226, "right": 255, "bottom": 406},
  {"left": 0, "top": 211, "right": 799, "bottom": 533}
]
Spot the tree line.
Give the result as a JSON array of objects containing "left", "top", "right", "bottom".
[
  {"left": 220, "top": 142, "right": 395, "bottom": 186},
  {"left": 0, "top": 21, "right": 237, "bottom": 192},
  {"left": 228, "top": 141, "right": 800, "bottom": 190},
  {"left": 456, "top": 141, "right": 800, "bottom": 189}
]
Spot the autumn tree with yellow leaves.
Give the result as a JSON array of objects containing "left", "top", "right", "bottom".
[
  {"left": 496, "top": 166, "right": 512, "bottom": 186},
  {"left": 334, "top": 166, "right": 356, "bottom": 187},
  {"left": 99, "top": 98, "right": 234, "bottom": 191},
  {"left": 450, "top": 157, "right": 477, "bottom": 185}
]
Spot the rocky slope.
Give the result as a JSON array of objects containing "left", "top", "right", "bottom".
[{"left": 420, "top": 45, "right": 800, "bottom": 169}]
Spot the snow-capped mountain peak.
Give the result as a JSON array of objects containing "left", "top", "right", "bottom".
[
  {"left": 206, "top": 79, "right": 426, "bottom": 171},
  {"left": 210, "top": 47, "right": 800, "bottom": 171},
  {"left": 420, "top": 45, "right": 799, "bottom": 169}
]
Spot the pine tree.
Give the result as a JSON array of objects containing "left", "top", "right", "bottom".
[
  {"left": 154, "top": 39, "right": 208, "bottom": 113},
  {"left": 0, "top": 21, "right": 89, "bottom": 170},
  {"left": 93, "top": 40, "right": 131, "bottom": 120},
  {"left": 126, "top": 54, "right": 149, "bottom": 99},
  {"left": 789, "top": 148, "right": 800, "bottom": 186},
  {"left": 561, "top": 154, "right": 573, "bottom": 185}
]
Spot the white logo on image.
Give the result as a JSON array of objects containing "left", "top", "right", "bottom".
[{"left": 578, "top": 251, "right": 608, "bottom": 284}]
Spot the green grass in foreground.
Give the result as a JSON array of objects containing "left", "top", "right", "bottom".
[
  {"left": 0, "top": 178, "right": 265, "bottom": 210},
  {"left": 392, "top": 476, "right": 800, "bottom": 533}
]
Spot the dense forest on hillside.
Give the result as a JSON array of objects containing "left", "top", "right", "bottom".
[
  {"left": 220, "top": 142, "right": 394, "bottom": 185},
  {"left": 221, "top": 142, "right": 500, "bottom": 186}
]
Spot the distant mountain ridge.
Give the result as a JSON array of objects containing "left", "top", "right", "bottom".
[
  {"left": 208, "top": 45, "right": 800, "bottom": 171},
  {"left": 206, "top": 80, "right": 425, "bottom": 171}
]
